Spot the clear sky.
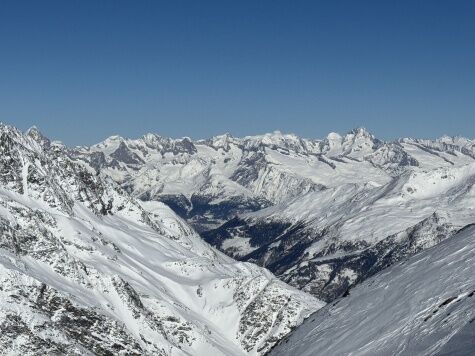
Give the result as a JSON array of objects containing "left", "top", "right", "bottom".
[{"left": 1, "top": 0, "right": 474, "bottom": 145}]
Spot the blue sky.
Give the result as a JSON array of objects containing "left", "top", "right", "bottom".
[{"left": 1, "top": 0, "right": 474, "bottom": 145}]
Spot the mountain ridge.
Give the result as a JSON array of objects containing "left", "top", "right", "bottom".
[
  {"left": 0, "top": 123, "right": 322, "bottom": 355},
  {"left": 68, "top": 125, "right": 475, "bottom": 302}
]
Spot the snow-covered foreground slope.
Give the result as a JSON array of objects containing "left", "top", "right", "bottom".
[
  {"left": 270, "top": 223, "right": 475, "bottom": 356},
  {"left": 0, "top": 124, "right": 322, "bottom": 355}
]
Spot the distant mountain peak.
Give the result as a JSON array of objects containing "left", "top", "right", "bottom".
[
  {"left": 348, "top": 127, "right": 373, "bottom": 137},
  {"left": 326, "top": 132, "right": 343, "bottom": 141},
  {"left": 25, "top": 125, "right": 51, "bottom": 148}
]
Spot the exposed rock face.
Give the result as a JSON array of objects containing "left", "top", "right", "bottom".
[
  {"left": 0, "top": 124, "right": 322, "bottom": 355},
  {"left": 111, "top": 141, "right": 145, "bottom": 165}
]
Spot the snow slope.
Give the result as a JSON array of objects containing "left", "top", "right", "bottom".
[
  {"left": 270, "top": 223, "right": 475, "bottom": 356},
  {"left": 0, "top": 124, "right": 322, "bottom": 355}
]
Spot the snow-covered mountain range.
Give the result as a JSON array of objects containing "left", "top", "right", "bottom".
[
  {"left": 1, "top": 123, "right": 474, "bottom": 355},
  {"left": 0, "top": 124, "right": 321, "bottom": 355},
  {"left": 76, "top": 127, "right": 475, "bottom": 303}
]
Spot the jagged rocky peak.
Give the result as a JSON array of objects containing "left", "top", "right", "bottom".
[
  {"left": 342, "top": 127, "right": 382, "bottom": 154},
  {"left": 140, "top": 132, "right": 170, "bottom": 149},
  {"left": 0, "top": 123, "right": 27, "bottom": 146},
  {"left": 324, "top": 127, "right": 376, "bottom": 139},
  {"left": 348, "top": 126, "right": 375, "bottom": 138},
  {"left": 199, "top": 132, "right": 235, "bottom": 151},
  {"left": 1, "top": 124, "right": 64, "bottom": 155},
  {"left": 0, "top": 123, "right": 44, "bottom": 165},
  {"left": 25, "top": 125, "right": 51, "bottom": 149},
  {"left": 319, "top": 127, "right": 382, "bottom": 158},
  {"left": 131, "top": 133, "right": 197, "bottom": 155},
  {"left": 0, "top": 128, "right": 16, "bottom": 153},
  {"left": 436, "top": 134, "right": 475, "bottom": 146},
  {"left": 365, "top": 142, "right": 419, "bottom": 172},
  {"left": 141, "top": 132, "right": 162, "bottom": 144},
  {"left": 438, "top": 134, "right": 457, "bottom": 144},
  {"left": 168, "top": 136, "right": 197, "bottom": 154},
  {"left": 110, "top": 141, "right": 145, "bottom": 165}
]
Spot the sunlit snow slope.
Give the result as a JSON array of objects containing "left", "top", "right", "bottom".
[{"left": 270, "top": 224, "right": 475, "bottom": 356}]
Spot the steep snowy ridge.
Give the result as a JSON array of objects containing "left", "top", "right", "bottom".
[
  {"left": 270, "top": 223, "right": 475, "bottom": 356},
  {"left": 0, "top": 124, "right": 322, "bottom": 355}
]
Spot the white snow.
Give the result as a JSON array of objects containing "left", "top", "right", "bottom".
[
  {"left": 271, "top": 224, "right": 475, "bottom": 356},
  {"left": 21, "top": 158, "right": 29, "bottom": 195}
]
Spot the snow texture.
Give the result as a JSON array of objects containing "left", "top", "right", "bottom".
[{"left": 271, "top": 224, "right": 475, "bottom": 356}]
